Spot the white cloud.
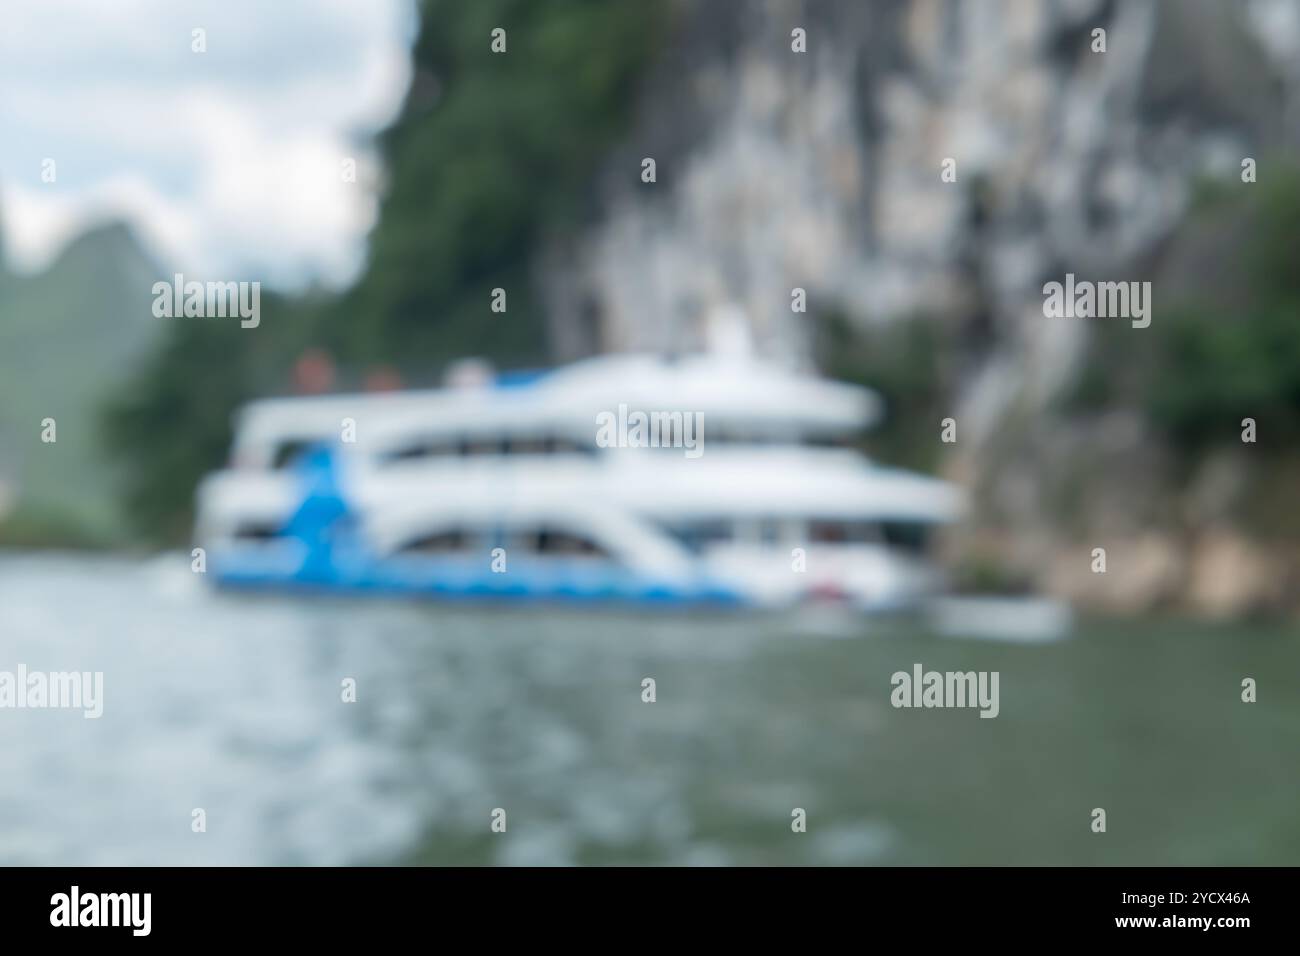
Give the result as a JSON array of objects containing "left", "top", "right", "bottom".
[
  {"left": 0, "top": 0, "right": 415, "bottom": 289},
  {"left": 3, "top": 176, "right": 198, "bottom": 274}
]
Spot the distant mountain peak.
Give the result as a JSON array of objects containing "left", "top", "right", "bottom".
[{"left": 51, "top": 219, "right": 162, "bottom": 280}]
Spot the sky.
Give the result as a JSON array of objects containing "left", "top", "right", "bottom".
[{"left": 0, "top": 0, "right": 416, "bottom": 290}]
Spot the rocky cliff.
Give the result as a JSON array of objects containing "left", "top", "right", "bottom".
[{"left": 541, "top": 0, "right": 1300, "bottom": 615}]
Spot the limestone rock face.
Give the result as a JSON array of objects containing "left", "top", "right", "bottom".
[
  {"left": 1044, "top": 534, "right": 1185, "bottom": 616},
  {"left": 1188, "top": 529, "right": 1285, "bottom": 619},
  {"left": 546, "top": 0, "right": 1296, "bottom": 387},
  {"left": 541, "top": 0, "right": 1300, "bottom": 614}
]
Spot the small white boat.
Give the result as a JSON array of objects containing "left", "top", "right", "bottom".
[{"left": 194, "top": 350, "right": 963, "bottom": 609}]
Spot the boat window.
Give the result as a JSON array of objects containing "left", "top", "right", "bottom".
[
  {"left": 233, "top": 522, "right": 282, "bottom": 541},
  {"left": 504, "top": 436, "right": 550, "bottom": 455},
  {"left": 808, "top": 520, "right": 848, "bottom": 543},
  {"left": 881, "top": 521, "right": 931, "bottom": 555},
  {"left": 397, "top": 528, "right": 478, "bottom": 555},
  {"left": 544, "top": 435, "right": 594, "bottom": 456},
  {"left": 804, "top": 434, "right": 853, "bottom": 449},
  {"left": 382, "top": 439, "right": 460, "bottom": 463},
  {"left": 271, "top": 439, "right": 314, "bottom": 470},
  {"left": 508, "top": 527, "right": 613, "bottom": 559},
  {"left": 847, "top": 522, "right": 882, "bottom": 543},
  {"left": 808, "top": 520, "right": 883, "bottom": 544},
  {"left": 727, "top": 430, "right": 770, "bottom": 445},
  {"left": 661, "top": 520, "right": 735, "bottom": 554},
  {"left": 459, "top": 437, "right": 501, "bottom": 457}
]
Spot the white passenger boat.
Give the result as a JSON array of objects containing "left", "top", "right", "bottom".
[{"left": 194, "top": 350, "right": 963, "bottom": 609}]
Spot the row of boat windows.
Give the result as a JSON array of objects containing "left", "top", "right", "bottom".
[
  {"left": 381, "top": 435, "right": 594, "bottom": 463},
  {"left": 667, "top": 519, "right": 931, "bottom": 553},
  {"left": 233, "top": 519, "right": 931, "bottom": 555},
  {"left": 266, "top": 433, "right": 853, "bottom": 469},
  {"left": 404, "top": 528, "right": 612, "bottom": 558},
  {"left": 399, "top": 520, "right": 931, "bottom": 556}
]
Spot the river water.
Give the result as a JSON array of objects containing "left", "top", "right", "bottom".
[{"left": 1, "top": 552, "right": 1296, "bottom": 865}]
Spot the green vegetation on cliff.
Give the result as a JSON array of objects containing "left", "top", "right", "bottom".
[
  {"left": 101, "top": 0, "right": 665, "bottom": 543},
  {"left": 1063, "top": 167, "right": 1300, "bottom": 488}
]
